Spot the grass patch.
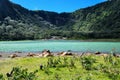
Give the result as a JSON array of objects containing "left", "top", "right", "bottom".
[{"left": 0, "top": 55, "right": 120, "bottom": 80}]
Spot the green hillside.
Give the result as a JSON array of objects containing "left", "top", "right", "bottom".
[
  {"left": 0, "top": 0, "right": 120, "bottom": 40},
  {"left": 72, "top": 0, "right": 120, "bottom": 38}
]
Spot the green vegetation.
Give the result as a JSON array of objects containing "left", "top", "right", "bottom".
[
  {"left": 0, "top": 55, "right": 120, "bottom": 80},
  {"left": 0, "top": 0, "right": 120, "bottom": 40},
  {"left": 6, "top": 67, "right": 38, "bottom": 80}
]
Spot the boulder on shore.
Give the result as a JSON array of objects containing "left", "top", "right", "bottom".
[
  {"left": 8, "top": 54, "right": 19, "bottom": 58},
  {"left": 0, "top": 55, "right": 2, "bottom": 57},
  {"left": 94, "top": 51, "right": 101, "bottom": 55},
  {"left": 113, "top": 53, "right": 120, "bottom": 57},
  {"left": 58, "top": 51, "right": 73, "bottom": 56},
  {"left": 94, "top": 52, "right": 108, "bottom": 57},
  {"left": 41, "top": 50, "right": 53, "bottom": 57},
  {"left": 27, "top": 53, "right": 37, "bottom": 57}
]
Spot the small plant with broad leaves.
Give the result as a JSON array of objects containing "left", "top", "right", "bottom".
[
  {"left": 7, "top": 67, "right": 38, "bottom": 80},
  {"left": 43, "top": 65, "right": 51, "bottom": 75},
  {"left": 81, "top": 56, "right": 96, "bottom": 70},
  {"left": 54, "top": 73, "right": 61, "bottom": 80},
  {"left": 69, "top": 58, "right": 76, "bottom": 68},
  {"left": 0, "top": 74, "right": 5, "bottom": 80}
]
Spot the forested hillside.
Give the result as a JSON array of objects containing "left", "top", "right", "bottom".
[{"left": 0, "top": 0, "right": 120, "bottom": 40}]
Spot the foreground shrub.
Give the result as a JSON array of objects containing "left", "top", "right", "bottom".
[
  {"left": 54, "top": 73, "right": 61, "bottom": 80},
  {"left": 0, "top": 74, "right": 5, "bottom": 80},
  {"left": 108, "top": 72, "right": 120, "bottom": 80},
  {"left": 81, "top": 56, "right": 96, "bottom": 70},
  {"left": 7, "top": 67, "right": 38, "bottom": 80}
]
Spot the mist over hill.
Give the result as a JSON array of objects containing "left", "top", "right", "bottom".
[{"left": 0, "top": 0, "right": 120, "bottom": 40}]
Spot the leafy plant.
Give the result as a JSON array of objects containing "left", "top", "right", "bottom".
[
  {"left": 106, "top": 69, "right": 120, "bottom": 80},
  {"left": 47, "top": 58, "right": 54, "bottom": 68},
  {"left": 43, "top": 65, "right": 51, "bottom": 75},
  {"left": 69, "top": 58, "right": 76, "bottom": 68},
  {"left": 81, "top": 56, "right": 96, "bottom": 70},
  {"left": 63, "top": 57, "right": 68, "bottom": 67},
  {"left": 0, "top": 74, "right": 5, "bottom": 80},
  {"left": 54, "top": 73, "right": 61, "bottom": 80},
  {"left": 7, "top": 67, "right": 38, "bottom": 80}
]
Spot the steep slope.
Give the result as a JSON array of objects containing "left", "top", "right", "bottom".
[
  {"left": 71, "top": 0, "right": 120, "bottom": 38},
  {"left": 0, "top": 0, "right": 72, "bottom": 40},
  {"left": 0, "top": 0, "right": 120, "bottom": 40},
  {"left": 0, "top": 0, "right": 71, "bottom": 27},
  {"left": 0, "top": 0, "right": 30, "bottom": 20}
]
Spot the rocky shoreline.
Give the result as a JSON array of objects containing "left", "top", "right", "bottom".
[{"left": 0, "top": 50, "right": 120, "bottom": 59}]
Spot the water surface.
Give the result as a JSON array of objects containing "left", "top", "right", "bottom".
[{"left": 0, "top": 40, "right": 120, "bottom": 53}]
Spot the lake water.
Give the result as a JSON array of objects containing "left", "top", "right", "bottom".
[{"left": 0, "top": 40, "right": 120, "bottom": 53}]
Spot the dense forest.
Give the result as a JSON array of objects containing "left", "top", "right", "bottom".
[{"left": 0, "top": 0, "right": 120, "bottom": 40}]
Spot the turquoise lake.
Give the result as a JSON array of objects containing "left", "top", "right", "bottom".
[{"left": 0, "top": 40, "right": 120, "bottom": 53}]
